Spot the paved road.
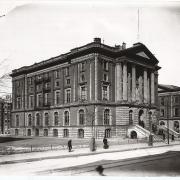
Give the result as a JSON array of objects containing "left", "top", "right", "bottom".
[
  {"left": 77, "top": 151, "right": 180, "bottom": 176},
  {"left": 0, "top": 144, "right": 180, "bottom": 176}
]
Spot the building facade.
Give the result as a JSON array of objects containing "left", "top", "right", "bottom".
[
  {"left": 0, "top": 95, "right": 12, "bottom": 134},
  {"left": 158, "top": 84, "right": 180, "bottom": 133},
  {"left": 10, "top": 38, "right": 160, "bottom": 138}
]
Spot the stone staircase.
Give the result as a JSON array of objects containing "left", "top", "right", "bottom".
[
  {"left": 157, "top": 125, "right": 180, "bottom": 138},
  {"left": 127, "top": 124, "right": 166, "bottom": 143}
]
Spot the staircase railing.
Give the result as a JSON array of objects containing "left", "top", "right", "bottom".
[{"left": 157, "top": 125, "right": 180, "bottom": 138}]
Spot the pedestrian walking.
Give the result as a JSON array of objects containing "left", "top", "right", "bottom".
[
  {"left": 172, "top": 134, "right": 174, "bottom": 141},
  {"left": 67, "top": 139, "right": 72, "bottom": 152},
  {"left": 103, "top": 137, "right": 109, "bottom": 149}
]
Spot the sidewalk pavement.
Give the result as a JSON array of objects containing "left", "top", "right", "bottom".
[{"left": 0, "top": 140, "right": 179, "bottom": 165}]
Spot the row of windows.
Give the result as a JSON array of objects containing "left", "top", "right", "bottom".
[
  {"left": 16, "top": 85, "right": 109, "bottom": 109},
  {"left": 160, "top": 96, "right": 180, "bottom": 106},
  {"left": 27, "top": 61, "right": 109, "bottom": 84},
  {"left": 15, "top": 128, "right": 112, "bottom": 138},
  {"left": 15, "top": 109, "right": 111, "bottom": 127},
  {"left": 160, "top": 108, "right": 180, "bottom": 117}
]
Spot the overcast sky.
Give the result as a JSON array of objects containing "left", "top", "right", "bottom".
[{"left": 0, "top": 0, "right": 180, "bottom": 95}]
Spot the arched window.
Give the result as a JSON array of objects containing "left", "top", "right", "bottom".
[
  {"left": 104, "top": 109, "right": 110, "bottom": 125},
  {"left": 63, "top": 129, "right": 69, "bottom": 137},
  {"left": 36, "top": 113, "right": 40, "bottom": 126},
  {"left": 28, "top": 114, "right": 32, "bottom": 126},
  {"left": 54, "top": 112, "right": 59, "bottom": 126},
  {"left": 174, "top": 121, "right": 179, "bottom": 133},
  {"left": 129, "top": 110, "right": 133, "bottom": 125},
  {"left": 44, "top": 113, "right": 49, "bottom": 126},
  {"left": 16, "top": 115, "right": 19, "bottom": 127},
  {"left": 27, "top": 129, "right": 31, "bottom": 136},
  {"left": 78, "top": 129, "right": 84, "bottom": 138},
  {"left": 64, "top": 111, "right": 69, "bottom": 125},
  {"left": 160, "top": 121, "right": 165, "bottom": 126},
  {"left": 79, "top": 110, "right": 85, "bottom": 125},
  {"left": 105, "top": 128, "right": 111, "bottom": 138},
  {"left": 53, "top": 129, "right": 58, "bottom": 137},
  {"left": 44, "top": 129, "right": 48, "bottom": 136}
]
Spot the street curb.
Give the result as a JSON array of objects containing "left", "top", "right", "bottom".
[{"left": 0, "top": 142, "right": 179, "bottom": 165}]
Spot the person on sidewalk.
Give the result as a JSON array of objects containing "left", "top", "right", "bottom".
[
  {"left": 67, "top": 139, "right": 72, "bottom": 152},
  {"left": 103, "top": 137, "right": 109, "bottom": 149},
  {"left": 96, "top": 165, "right": 105, "bottom": 176}
]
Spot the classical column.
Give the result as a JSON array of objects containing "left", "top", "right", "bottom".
[
  {"left": 139, "top": 76, "right": 143, "bottom": 103},
  {"left": 127, "top": 73, "right": 131, "bottom": 102},
  {"left": 95, "top": 54, "right": 98, "bottom": 101},
  {"left": 123, "top": 62, "right": 128, "bottom": 101},
  {"left": 132, "top": 65, "right": 136, "bottom": 102},
  {"left": 151, "top": 72, "right": 155, "bottom": 104},
  {"left": 143, "top": 69, "right": 148, "bottom": 103},
  {"left": 116, "top": 62, "right": 122, "bottom": 101}
]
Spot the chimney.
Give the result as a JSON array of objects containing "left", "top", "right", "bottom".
[
  {"left": 122, "top": 42, "right": 126, "bottom": 49},
  {"left": 94, "top": 37, "right": 101, "bottom": 43}
]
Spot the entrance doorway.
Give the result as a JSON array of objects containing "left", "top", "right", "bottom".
[{"left": 130, "top": 131, "right": 137, "bottom": 139}]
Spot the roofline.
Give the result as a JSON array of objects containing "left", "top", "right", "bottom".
[{"left": 11, "top": 40, "right": 159, "bottom": 77}]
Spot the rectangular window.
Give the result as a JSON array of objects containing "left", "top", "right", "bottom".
[
  {"left": 103, "top": 74, "right": 108, "bottom": 81},
  {"left": 54, "top": 70, "right": 60, "bottom": 79},
  {"left": 65, "top": 89, "right": 71, "bottom": 103},
  {"left": 36, "top": 84, "right": 42, "bottom": 91},
  {"left": 160, "top": 109, "right": 165, "bottom": 117},
  {"left": 102, "top": 86, "right": 109, "bottom": 100},
  {"left": 63, "top": 129, "right": 69, "bottom": 137},
  {"left": 28, "top": 77, "right": 33, "bottom": 85},
  {"left": 103, "top": 61, "right": 108, "bottom": 71},
  {"left": 66, "top": 79, "right": 71, "bottom": 85},
  {"left": 174, "top": 108, "right": 179, "bottom": 117},
  {"left": 65, "top": 67, "right": 69, "bottom": 76},
  {"left": 16, "top": 97, "right": 21, "bottom": 109},
  {"left": 80, "top": 74, "right": 85, "bottom": 82},
  {"left": 44, "top": 82, "right": 50, "bottom": 89},
  {"left": 160, "top": 97, "right": 165, "bottom": 106},
  {"left": 80, "top": 62, "right": 85, "bottom": 71},
  {"left": 80, "top": 86, "right": 87, "bottom": 100},
  {"left": 44, "top": 93, "right": 51, "bottom": 106},
  {"left": 36, "top": 93, "right": 42, "bottom": 107},
  {"left": 29, "top": 95, "right": 34, "bottom": 108},
  {"left": 55, "top": 91, "right": 61, "bottom": 105},
  {"left": 55, "top": 80, "right": 60, "bottom": 87},
  {"left": 174, "top": 96, "right": 179, "bottom": 104}
]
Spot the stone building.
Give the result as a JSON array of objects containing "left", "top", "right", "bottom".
[
  {"left": 0, "top": 95, "right": 12, "bottom": 134},
  {"left": 10, "top": 38, "right": 160, "bottom": 139},
  {"left": 158, "top": 84, "right": 180, "bottom": 136}
]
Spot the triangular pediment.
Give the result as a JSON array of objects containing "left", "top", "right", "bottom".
[{"left": 136, "top": 51, "right": 150, "bottom": 59}]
